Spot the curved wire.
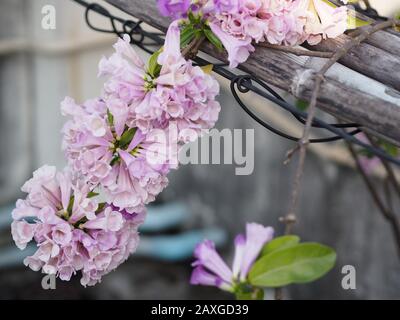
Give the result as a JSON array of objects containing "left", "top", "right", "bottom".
[
  {"left": 230, "top": 76, "right": 362, "bottom": 143},
  {"left": 353, "top": 3, "right": 388, "bottom": 21}
]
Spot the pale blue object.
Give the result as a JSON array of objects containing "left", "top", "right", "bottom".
[
  {"left": 136, "top": 228, "right": 227, "bottom": 261},
  {"left": 0, "top": 204, "right": 13, "bottom": 230},
  {"left": 140, "top": 202, "right": 190, "bottom": 232},
  {"left": 0, "top": 245, "right": 35, "bottom": 269}
]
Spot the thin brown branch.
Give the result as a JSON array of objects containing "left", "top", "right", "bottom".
[
  {"left": 365, "top": 133, "right": 400, "bottom": 199},
  {"left": 282, "top": 19, "right": 398, "bottom": 236},
  {"left": 181, "top": 35, "right": 205, "bottom": 60},
  {"left": 279, "top": 18, "right": 400, "bottom": 300},
  {"left": 346, "top": 142, "right": 400, "bottom": 259},
  {"left": 257, "top": 43, "right": 334, "bottom": 58},
  {"left": 384, "top": 178, "right": 394, "bottom": 213}
]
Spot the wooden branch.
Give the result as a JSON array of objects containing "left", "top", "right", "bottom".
[
  {"left": 308, "top": 33, "right": 400, "bottom": 91},
  {"left": 257, "top": 43, "right": 334, "bottom": 58},
  {"left": 105, "top": 0, "right": 400, "bottom": 143}
]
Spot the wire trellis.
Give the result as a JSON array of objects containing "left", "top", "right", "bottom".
[{"left": 71, "top": 0, "right": 400, "bottom": 166}]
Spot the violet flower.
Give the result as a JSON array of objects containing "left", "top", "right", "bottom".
[
  {"left": 190, "top": 223, "right": 274, "bottom": 292},
  {"left": 213, "top": 0, "right": 239, "bottom": 13},
  {"left": 157, "top": 0, "right": 191, "bottom": 19}
]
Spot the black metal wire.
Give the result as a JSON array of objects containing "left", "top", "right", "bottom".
[
  {"left": 353, "top": 3, "right": 388, "bottom": 21},
  {"left": 70, "top": 0, "right": 400, "bottom": 166},
  {"left": 229, "top": 76, "right": 362, "bottom": 143}
]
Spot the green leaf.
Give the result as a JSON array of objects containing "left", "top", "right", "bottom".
[
  {"left": 107, "top": 109, "right": 114, "bottom": 126},
  {"left": 359, "top": 138, "right": 398, "bottom": 160},
  {"left": 87, "top": 191, "right": 99, "bottom": 198},
  {"left": 67, "top": 195, "right": 74, "bottom": 215},
  {"left": 296, "top": 99, "right": 309, "bottom": 111},
  {"left": 110, "top": 155, "right": 120, "bottom": 166},
  {"left": 261, "top": 235, "right": 300, "bottom": 256},
  {"left": 358, "top": 148, "right": 374, "bottom": 159},
  {"left": 119, "top": 127, "right": 137, "bottom": 149},
  {"left": 381, "top": 140, "right": 399, "bottom": 157},
  {"left": 249, "top": 243, "right": 336, "bottom": 288},
  {"left": 180, "top": 25, "right": 196, "bottom": 47},
  {"left": 95, "top": 202, "right": 107, "bottom": 214},
  {"left": 147, "top": 50, "right": 162, "bottom": 78},
  {"left": 188, "top": 10, "right": 196, "bottom": 24},
  {"left": 203, "top": 28, "right": 224, "bottom": 51}
]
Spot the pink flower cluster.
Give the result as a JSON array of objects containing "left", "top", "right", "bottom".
[
  {"left": 62, "top": 21, "right": 220, "bottom": 212},
  {"left": 61, "top": 97, "right": 170, "bottom": 213},
  {"left": 11, "top": 166, "right": 144, "bottom": 286},
  {"left": 159, "top": 0, "right": 349, "bottom": 68},
  {"left": 99, "top": 22, "right": 220, "bottom": 137},
  {"left": 214, "top": 0, "right": 349, "bottom": 67},
  {"left": 11, "top": 22, "right": 221, "bottom": 285}
]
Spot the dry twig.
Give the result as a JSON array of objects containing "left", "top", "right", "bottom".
[
  {"left": 257, "top": 43, "right": 334, "bottom": 58},
  {"left": 282, "top": 19, "right": 398, "bottom": 235},
  {"left": 181, "top": 35, "right": 205, "bottom": 60},
  {"left": 346, "top": 141, "right": 400, "bottom": 259},
  {"left": 274, "top": 21, "right": 400, "bottom": 300},
  {"left": 365, "top": 133, "right": 400, "bottom": 199}
]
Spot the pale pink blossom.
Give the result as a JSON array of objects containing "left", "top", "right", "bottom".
[
  {"left": 62, "top": 97, "right": 172, "bottom": 213},
  {"left": 181, "top": 0, "right": 349, "bottom": 66},
  {"left": 304, "top": 0, "right": 348, "bottom": 45},
  {"left": 99, "top": 23, "right": 221, "bottom": 137},
  {"left": 11, "top": 165, "right": 145, "bottom": 286},
  {"left": 210, "top": 21, "right": 255, "bottom": 68},
  {"left": 11, "top": 220, "right": 36, "bottom": 250}
]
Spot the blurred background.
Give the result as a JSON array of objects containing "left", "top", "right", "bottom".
[{"left": 0, "top": 0, "right": 399, "bottom": 299}]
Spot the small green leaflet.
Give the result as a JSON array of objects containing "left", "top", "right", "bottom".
[
  {"left": 87, "top": 191, "right": 99, "bottom": 198},
  {"left": 180, "top": 24, "right": 196, "bottom": 47},
  {"left": 67, "top": 196, "right": 75, "bottom": 215},
  {"left": 296, "top": 99, "right": 309, "bottom": 111},
  {"left": 359, "top": 139, "right": 399, "bottom": 159},
  {"left": 119, "top": 127, "right": 137, "bottom": 149},
  {"left": 147, "top": 49, "right": 162, "bottom": 78},
  {"left": 204, "top": 28, "right": 224, "bottom": 51},
  {"left": 110, "top": 156, "right": 120, "bottom": 166},
  {"left": 107, "top": 109, "right": 114, "bottom": 126},
  {"left": 96, "top": 202, "right": 107, "bottom": 214},
  {"left": 381, "top": 140, "right": 399, "bottom": 158}
]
